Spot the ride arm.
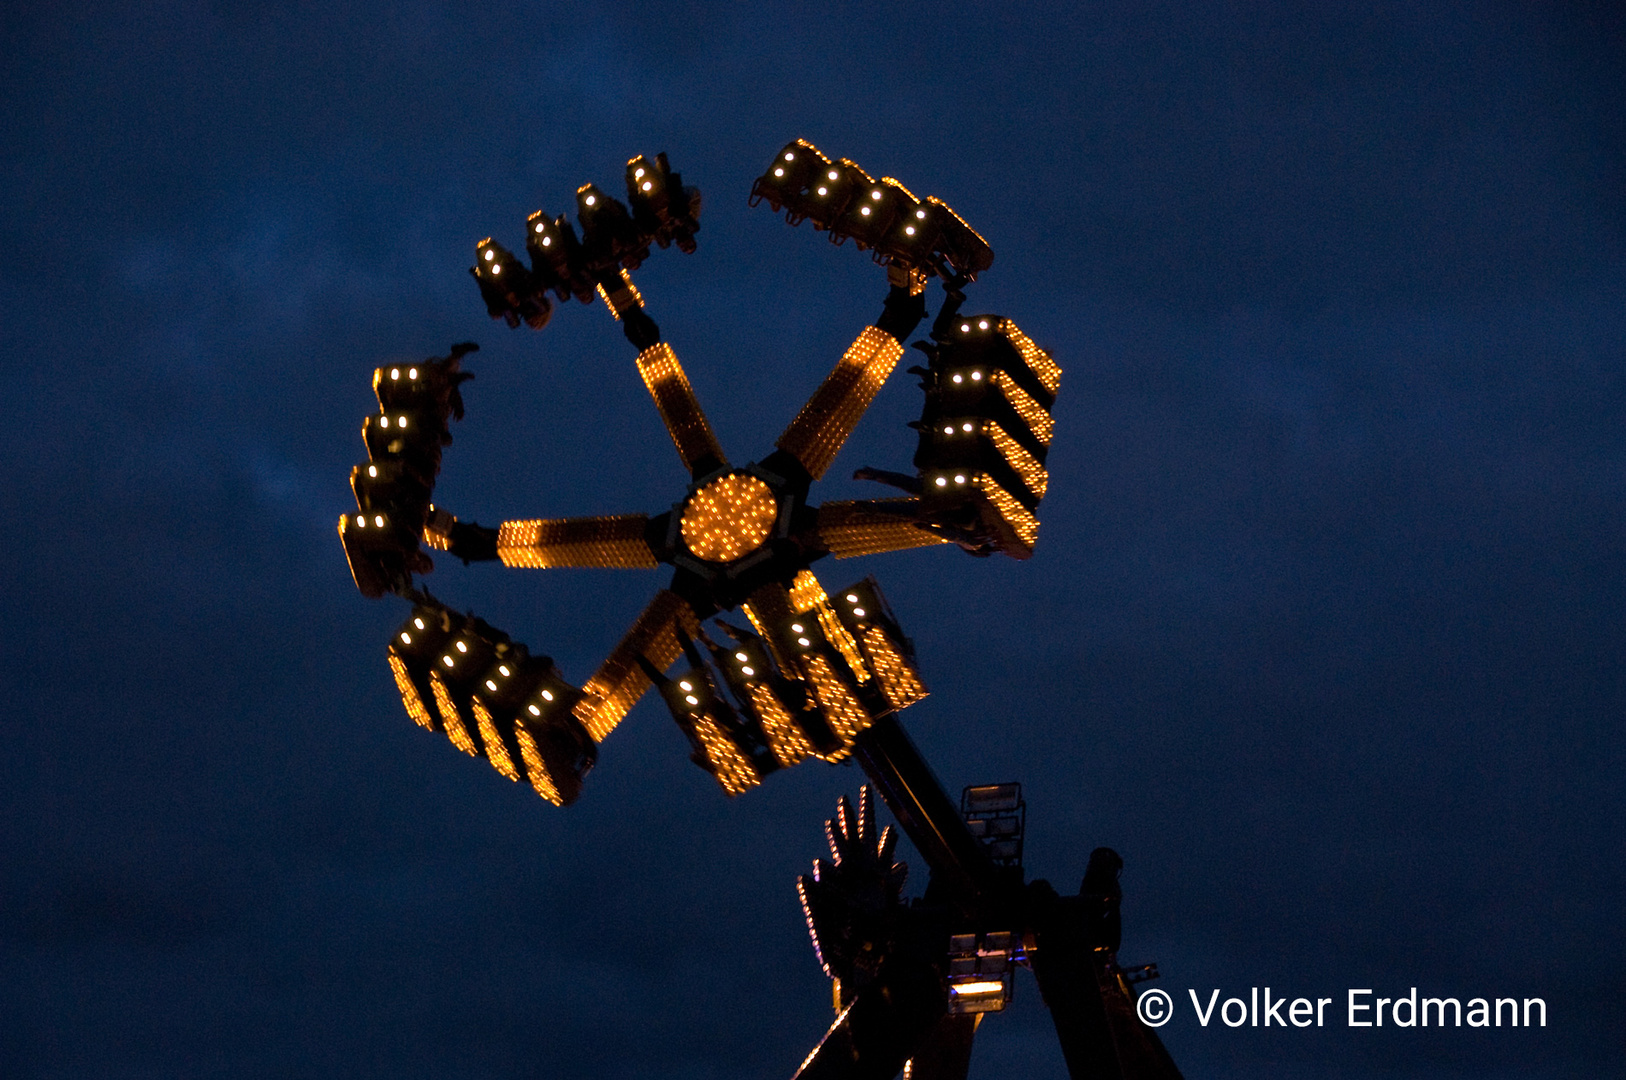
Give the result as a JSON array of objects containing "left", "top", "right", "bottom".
[
  {"left": 771, "top": 283, "right": 925, "bottom": 483},
  {"left": 495, "top": 514, "right": 661, "bottom": 569},
  {"left": 850, "top": 715, "right": 999, "bottom": 918},
  {"left": 420, "top": 507, "right": 499, "bottom": 563},
  {"left": 593, "top": 266, "right": 728, "bottom": 479},
  {"left": 572, "top": 589, "right": 699, "bottom": 742},
  {"left": 814, "top": 499, "right": 949, "bottom": 559}
]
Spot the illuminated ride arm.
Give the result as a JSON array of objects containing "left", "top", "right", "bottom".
[
  {"left": 571, "top": 589, "right": 697, "bottom": 744},
  {"left": 768, "top": 284, "right": 924, "bottom": 485},
  {"left": 494, "top": 514, "right": 661, "bottom": 570},
  {"left": 591, "top": 264, "right": 729, "bottom": 481}
]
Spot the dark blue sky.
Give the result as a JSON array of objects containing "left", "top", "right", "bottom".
[{"left": 2, "top": 3, "right": 1622, "bottom": 1077}]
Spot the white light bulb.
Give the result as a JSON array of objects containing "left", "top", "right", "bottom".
[
  {"left": 390, "top": 368, "right": 400, "bottom": 379},
  {"left": 491, "top": 263, "right": 500, "bottom": 274},
  {"left": 791, "top": 623, "right": 803, "bottom": 633},
  {"left": 368, "top": 465, "right": 377, "bottom": 477},
  {"left": 817, "top": 186, "right": 828, "bottom": 196},
  {"left": 529, "top": 704, "right": 541, "bottom": 716},
  {"left": 916, "top": 209, "right": 926, "bottom": 219},
  {"left": 408, "top": 368, "right": 417, "bottom": 379},
  {"left": 499, "top": 666, "right": 510, "bottom": 677},
  {"left": 542, "top": 236, "right": 551, "bottom": 246},
  {"left": 635, "top": 167, "right": 645, "bottom": 178},
  {"left": 680, "top": 681, "right": 692, "bottom": 692},
  {"left": 963, "top": 422, "right": 973, "bottom": 432},
  {"left": 455, "top": 641, "right": 467, "bottom": 652},
  {"left": 585, "top": 195, "right": 596, "bottom": 205},
  {"left": 374, "top": 515, "right": 384, "bottom": 526},
  {"left": 905, "top": 226, "right": 915, "bottom": 235},
  {"left": 535, "top": 222, "right": 545, "bottom": 233},
  {"left": 955, "top": 475, "right": 966, "bottom": 484},
  {"left": 798, "top": 637, "right": 811, "bottom": 647},
  {"left": 953, "top": 374, "right": 963, "bottom": 383},
  {"left": 961, "top": 323, "right": 971, "bottom": 332},
  {"left": 414, "top": 618, "right": 425, "bottom": 629},
  {"left": 935, "top": 476, "right": 948, "bottom": 487},
  {"left": 773, "top": 168, "right": 784, "bottom": 177},
  {"left": 979, "top": 319, "right": 989, "bottom": 329},
  {"left": 846, "top": 594, "right": 858, "bottom": 603},
  {"left": 785, "top": 152, "right": 795, "bottom": 161},
  {"left": 400, "top": 632, "right": 411, "bottom": 643},
  {"left": 442, "top": 656, "right": 454, "bottom": 666},
  {"left": 971, "top": 371, "right": 982, "bottom": 380},
  {"left": 541, "top": 690, "right": 554, "bottom": 701},
  {"left": 379, "top": 415, "right": 389, "bottom": 427},
  {"left": 485, "top": 680, "right": 497, "bottom": 691},
  {"left": 853, "top": 608, "right": 866, "bottom": 618},
  {"left": 642, "top": 181, "right": 652, "bottom": 191},
  {"left": 861, "top": 206, "right": 871, "bottom": 215},
  {"left": 736, "top": 652, "right": 748, "bottom": 662},
  {"left": 828, "top": 170, "right": 838, "bottom": 180},
  {"left": 741, "top": 666, "right": 754, "bottom": 676},
  {"left": 944, "top": 426, "right": 954, "bottom": 434},
  {"left": 397, "top": 415, "right": 406, "bottom": 427},
  {"left": 684, "top": 694, "right": 699, "bottom": 705}
]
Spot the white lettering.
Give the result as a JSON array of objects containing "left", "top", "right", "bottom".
[
  {"left": 1263, "top": 988, "right": 1286, "bottom": 1026},
  {"left": 1422, "top": 997, "right": 1461, "bottom": 1027},
  {"left": 1190, "top": 989, "right": 1220, "bottom": 1027},
  {"left": 1349, "top": 989, "right": 1373, "bottom": 1027},
  {"left": 1393, "top": 987, "right": 1417, "bottom": 1027},
  {"left": 1181, "top": 988, "right": 1537, "bottom": 1031}
]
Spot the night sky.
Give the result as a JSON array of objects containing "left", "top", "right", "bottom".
[{"left": 3, "top": 3, "right": 1622, "bottom": 1077}]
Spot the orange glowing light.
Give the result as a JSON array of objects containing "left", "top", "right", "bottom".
[{"left": 679, "top": 472, "right": 778, "bottom": 563}]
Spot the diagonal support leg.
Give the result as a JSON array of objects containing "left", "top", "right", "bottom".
[
  {"left": 849, "top": 715, "right": 998, "bottom": 918},
  {"left": 790, "top": 964, "right": 948, "bottom": 1080},
  {"left": 1028, "top": 885, "right": 1185, "bottom": 1080},
  {"left": 903, "top": 1013, "right": 980, "bottom": 1080}
]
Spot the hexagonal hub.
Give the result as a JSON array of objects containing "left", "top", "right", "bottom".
[{"left": 678, "top": 472, "right": 779, "bottom": 564}]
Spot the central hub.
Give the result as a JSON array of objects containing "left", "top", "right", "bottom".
[{"left": 679, "top": 472, "right": 779, "bottom": 563}]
